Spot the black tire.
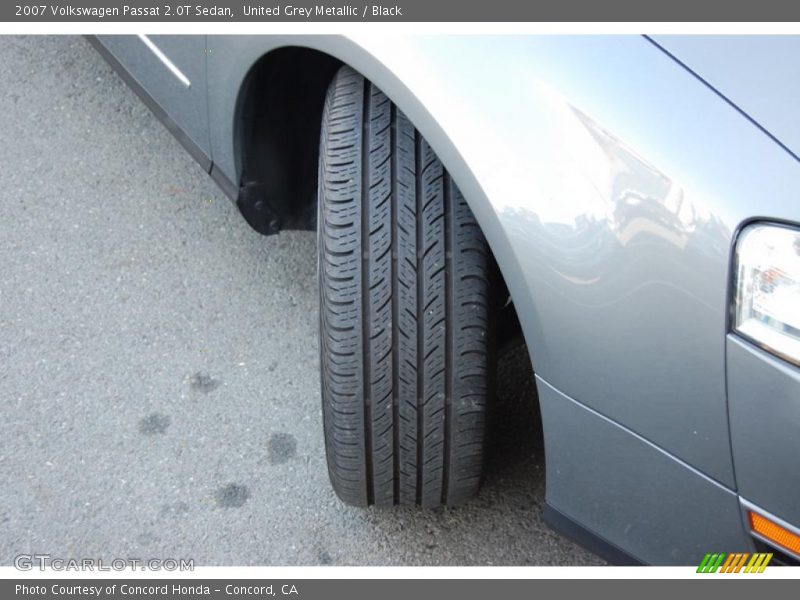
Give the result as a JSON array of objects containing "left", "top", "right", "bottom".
[{"left": 318, "top": 66, "right": 493, "bottom": 507}]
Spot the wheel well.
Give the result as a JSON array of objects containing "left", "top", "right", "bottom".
[
  {"left": 235, "top": 49, "right": 524, "bottom": 348},
  {"left": 235, "top": 46, "right": 342, "bottom": 235}
]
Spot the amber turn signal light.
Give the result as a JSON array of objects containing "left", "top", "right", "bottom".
[{"left": 749, "top": 511, "right": 800, "bottom": 557}]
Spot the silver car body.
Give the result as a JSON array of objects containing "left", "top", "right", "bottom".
[{"left": 90, "top": 34, "right": 800, "bottom": 565}]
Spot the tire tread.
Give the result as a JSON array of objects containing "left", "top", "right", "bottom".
[{"left": 319, "top": 66, "right": 492, "bottom": 507}]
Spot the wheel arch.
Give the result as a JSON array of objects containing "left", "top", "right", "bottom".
[{"left": 230, "top": 38, "right": 534, "bottom": 355}]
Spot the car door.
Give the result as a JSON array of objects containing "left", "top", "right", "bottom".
[{"left": 96, "top": 35, "right": 210, "bottom": 165}]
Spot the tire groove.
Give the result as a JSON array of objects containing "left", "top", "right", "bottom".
[
  {"left": 414, "top": 128, "right": 424, "bottom": 507},
  {"left": 442, "top": 174, "right": 453, "bottom": 506},
  {"left": 361, "top": 78, "right": 374, "bottom": 506},
  {"left": 390, "top": 101, "right": 400, "bottom": 506}
]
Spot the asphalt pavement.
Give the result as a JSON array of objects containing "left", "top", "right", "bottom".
[{"left": 0, "top": 35, "right": 602, "bottom": 566}]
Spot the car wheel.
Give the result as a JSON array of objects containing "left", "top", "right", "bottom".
[{"left": 318, "top": 66, "right": 494, "bottom": 507}]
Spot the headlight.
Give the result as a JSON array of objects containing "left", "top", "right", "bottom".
[{"left": 734, "top": 223, "right": 800, "bottom": 366}]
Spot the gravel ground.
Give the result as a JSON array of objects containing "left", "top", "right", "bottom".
[{"left": 0, "top": 35, "right": 602, "bottom": 566}]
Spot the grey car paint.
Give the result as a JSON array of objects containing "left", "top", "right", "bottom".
[
  {"left": 537, "top": 376, "right": 745, "bottom": 563},
  {"left": 728, "top": 336, "right": 800, "bottom": 526},
  {"left": 651, "top": 35, "right": 800, "bottom": 158},
  {"left": 93, "top": 34, "right": 800, "bottom": 564}
]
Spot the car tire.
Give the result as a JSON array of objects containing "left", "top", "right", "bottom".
[{"left": 318, "top": 66, "right": 494, "bottom": 507}]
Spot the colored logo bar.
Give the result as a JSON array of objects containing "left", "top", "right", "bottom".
[{"left": 697, "top": 552, "right": 773, "bottom": 573}]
